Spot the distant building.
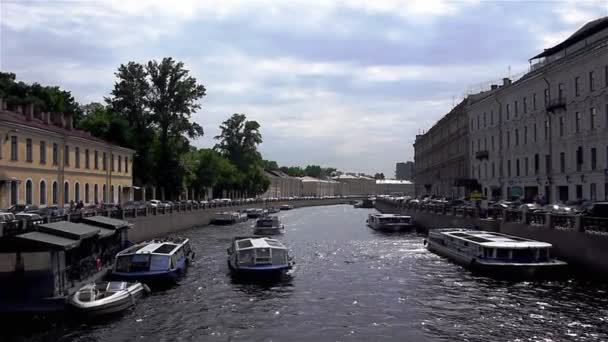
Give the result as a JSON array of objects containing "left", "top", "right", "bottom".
[
  {"left": 300, "top": 176, "right": 339, "bottom": 197},
  {"left": 261, "top": 170, "right": 302, "bottom": 198},
  {"left": 376, "top": 179, "right": 414, "bottom": 196},
  {"left": 333, "top": 174, "right": 376, "bottom": 196},
  {"left": 395, "top": 161, "right": 414, "bottom": 180}
]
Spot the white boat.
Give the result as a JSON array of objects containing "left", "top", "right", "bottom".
[
  {"left": 367, "top": 213, "right": 414, "bottom": 232},
  {"left": 254, "top": 216, "right": 284, "bottom": 235},
  {"left": 280, "top": 204, "right": 293, "bottom": 211},
  {"left": 211, "top": 212, "right": 248, "bottom": 225},
  {"left": 227, "top": 236, "right": 293, "bottom": 276},
  {"left": 68, "top": 281, "right": 148, "bottom": 316},
  {"left": 246, "top": 208, "right": 266, "bottom": 219},
  {"left": 425, "top": 228, "right": 568, "bottom": 278},
  {"left": 267, "top": 207, "right": 280, "bottom": 214}
]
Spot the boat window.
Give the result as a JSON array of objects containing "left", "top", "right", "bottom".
[
  {"left": 496, "top": 249, "right": 510, "bottom": 260},
  {"left": 237, "top": 240, "right": 254, "bottom": 249},
  {"left": 265, "top": 240, "right": 283, "bottom": 248},
  {"left": 115, "top": 255, "right": 133, "bottom": 272},
  {"left": 512, "top": 249, "right": 536, "bottom": 262},
  {"left": 129, "top": 254, "right": 151, "bottom": 272},
  {"left": 153, "top": 243, "right": 178, "bottom": 254},
  {"left": 107, "top": 282, "right": 127, "bottom": 292},
  {"left": 78, "top": 290, "right": 95, "bottom": 302},
  {"left": 238, "top": 250, "right": 255, "bottom": 265},
  {"left": 150, "top": 255, "right": 171, "bottom": 271},
  {"left": 272, "top": 248, "right": 287, "bottom": 264},
  {"left": 539, "top": 248, "right": 548, "bottom": 261}
]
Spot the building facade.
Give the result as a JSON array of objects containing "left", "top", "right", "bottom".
[
  {"left": 469, "top": 17, "right": 608, "bottom": 202},
  {"left": 375, "top": 179, "right": 415, "bottom": 196},
  {"left": 261, "top": 170, "right": 302, "bottom": 198},
  {"left": 0, "top": 99, "right": 135, "bottom": 208},
  {"left": 300, "top": 176, "right": 340, "bottom": 197},
  {"left": 333, "top": 174, "right": 377, "bottom": 196},
  {"left": 395, "top": 161, "right": 415, "bottom": 180},
  {"left": 414, "top": 98, "right": 471, "bottom": 198}
]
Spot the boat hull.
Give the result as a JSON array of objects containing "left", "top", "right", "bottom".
[
  {"left": 254, "top": 227, "right": 284, "bottom": 235},
  {"left": 368, "top": 223, "right": 415, "bottom": 232},
  {"left": 229, "top": 263, "right": 291, "bottom": 277},
  {"left": 68, "top": 283, "right": 146, "bottom": 317},
  {"left": 426, "top": 240, "right": 568, "bottom": 279}
]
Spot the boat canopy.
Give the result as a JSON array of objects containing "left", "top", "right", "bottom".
[
  {"left": 235, "top": 237, "right": 286, "bottom": 251},
  {"left": 437, "top": 229, "right": 552, "bottom": 249},
  {"left": 117, "top": 238, "right": 189, "bottom": 256}
]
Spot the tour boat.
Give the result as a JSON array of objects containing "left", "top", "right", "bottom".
[
  {"left": 68, "top": 281, "right": 149, "bottom": 316},
  {"left": 111, "top": 237, "right": 194, "bottom": 284},
  {"left": 211, "top": 212, "right": 248, "bottom": 225},
  {"left": 227, "top": 236, "right": 293, "bottom": 276},
  {"left": 354, "top": 199, "right": 374, "bottom": 208},
  {"left": 254, "top": 216, "right": 284, "bottom": 235},
  {"left": 246, "top": 208, "right": 266, "bottom": 219},
  {"left": 280, "top": 204, "right": 293, "bottom": 211},
  {"left": 367, "top": 213, "right": 414, "bottom": 232},
  {"left": 267, "top": 207, "right": 280, "bottom": 214},
  {"left": 425, "top": 228, "right": 568, "bottom": 278}
]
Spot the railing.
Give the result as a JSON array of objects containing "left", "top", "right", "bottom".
[
  {"left": 582, "top": 216, "right": 608, "bottom": 235},
  {"left": 526, "top": 212, "right": 546, "bottom": 226},
  {"left": 551, "top": 214, "right": 576, "bottom": 230}
]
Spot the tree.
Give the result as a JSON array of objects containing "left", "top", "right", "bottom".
[
  {"left": 78, "top": 103, "right": 133, "bottom": 147},
  {"left": 374, "top": 173, "right": 385, "bottom": 180},
  {"left": 304, "top": 165, "right": 323, "bottom": 178},
  {"left": 214, "top": 113, "right": 262, "bottom": 170},
  {"left": 263, "top": 160, "right": 279, "bottom": 170},
  {"left": 147, "top": 58, "right": 206, "bottom": 197},
  {"left": 280, "top": 166, "right": 305, "bottom": 177}
]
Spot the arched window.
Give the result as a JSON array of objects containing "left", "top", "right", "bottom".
[
  {"left": 10, "top": 181, "right": 18, "bottom": 205},
  {"left": 75, "top": 182, "right": 80, "bottom": 203},
  {"left": 64, "top": 181, "right": 70, "bottom": 204},
  {"left": 94, "top": 184, "right": 99, "bottom": 203},
  {"left": 118, "top": 185, "right": 122, "bottom": 203},
  {"left": 111, "top": 185, "right": 115, "bottom": 204},
  {"left": 103, "top": 185, "right": 107, "bottom": 203},
  {"left": 52, "top": 181, "right": 58, "bottom": 204},
  {"left": 40, "top": 180, "right": 47, "bottom": 206},
  {"left": 85, "top": 183, "right": 90, "bottom": 203},
  {"left": 25, "top": 180, "right": 33, "bottom": 205}
]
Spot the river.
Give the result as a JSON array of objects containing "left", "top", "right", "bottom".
[{"left": 12, "top": 205, "right": 608, "bottom": 341}]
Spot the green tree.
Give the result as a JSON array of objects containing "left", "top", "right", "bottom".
[
  {"left": 263, "top": 160, "right": 279, "bottom": 170},
  {"left": 304, "top": 165, "right": 323, "bottom": 178},
  {"left": 78, "top": 103, "right": 133, "bottom": 147},
  {"left": 214, "top": 113, "right": 262, "bottom": 169},
  {"left": 374, "top": 173, "right": 385, "bottom": 180},
  {"left": 280, "top": 166, "right": 305, "bottom": 177}
]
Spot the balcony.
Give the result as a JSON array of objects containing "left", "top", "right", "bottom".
[
  {"left": 546, "top": 97, "right": 567, "bottom": 113},
  {"left": 475, "top": 150, "right": 489, "bottom": 160}
]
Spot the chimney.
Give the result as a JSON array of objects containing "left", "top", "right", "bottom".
[
  {"left": 503, "top": 77, "right": 512, "bottom": 86},
  {"left": 25, "top": 103, "right": 34, "bottom": 121},
  {"left": 490, "top": 84, "right": 498, "bottom": 90},
  {"left": 64, "top": 113, "right": 73, "bottom": 130}
]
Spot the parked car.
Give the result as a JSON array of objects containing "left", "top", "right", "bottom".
[
  {"left": 31, "top": 205, "right": 66, "bottom": 218},
  {"left": 0, "top": 212, "right": 19, "bottom": 236},
  {"left": 518, "top": 203, "right": 542, "bottom": 212},
  {"left": 7, "top": 204, "right": 39, "bottom": 214},
  {"left": 15, "top": 213, "right": 44, "bottom": 227},
  {"left": 583, "top": 202, "right": 608, "bottom": 218}
]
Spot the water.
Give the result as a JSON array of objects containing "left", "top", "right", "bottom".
[{"left": 10, "top": 205, "right": 608, "bottom": 341}]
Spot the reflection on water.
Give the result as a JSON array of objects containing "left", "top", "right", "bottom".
[{"left": 7, "top": 205, "right": 608, "bottom": 341}]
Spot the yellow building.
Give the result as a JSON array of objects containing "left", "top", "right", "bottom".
[{"left": 0, "top": 99, "right": 134, "bottom": 208}]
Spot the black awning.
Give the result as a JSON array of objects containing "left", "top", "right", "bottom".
[
  {"left": 16, "top": 232, "right": 80, "bottom": 250},
  {"left": 38, "top": 221, "right": 100, "bottom": 240},
  {"left": 81, "top": 216, "right": 131, "bottom": 230}
]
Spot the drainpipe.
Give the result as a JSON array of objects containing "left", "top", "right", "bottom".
[{"left": 542, "top": 76, "right": 553, "bottom": 202}]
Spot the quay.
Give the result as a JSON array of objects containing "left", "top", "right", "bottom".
[{"left": 375, "top": 198, "right": 608, "bottom": 278}]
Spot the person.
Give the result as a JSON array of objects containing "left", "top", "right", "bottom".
[{"left": 77, "top": 200, "right": 84, "bottom": 210}]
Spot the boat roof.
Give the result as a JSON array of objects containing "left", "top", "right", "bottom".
[
  {"left": 434, "top": 229, "right": 552, "bottom": 248},
  {"left": 38, "top": 221, "right": 101, "bottom": 240},
  {"left": 118, "top": 238, "right": 189, "bottom": 256},
  {"left": 370, "top": 213, "right": 411, "bottom": 218},
  {"left": 234, "top": 237, "right": 286, "bottom": 250},
  {"left": 81, "top": 216, "right": 131, "bottom": 230}
]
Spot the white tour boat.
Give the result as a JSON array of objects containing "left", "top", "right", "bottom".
[
  {"left": 68, "top": 281, "right": 149, "bottom": 316},
  {"left": 254, "top": 216, "right": 284, "bottom": 235},
  {"left": 227, "top": 236, "right": 293, "bottom": 277},
  {"left": 367, "top": 213, "right": 414, "bottom": 232},
  {"left": 425, "top": 228, "right": 567, "bottom": 278},
  {"left": 211, "top": 211, "right": 248, "bottom": 225}
]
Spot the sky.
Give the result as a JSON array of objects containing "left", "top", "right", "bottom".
[{"left": 1, "top": 0, "right": 607, "bottom": 177}]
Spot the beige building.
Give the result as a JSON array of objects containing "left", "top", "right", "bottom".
[
  {"left": 261, "top": 170, "right": 302, "bottom": 198},
  {"left": 333, "top": 174, "right": 376, "bottom": 196},
  {"left": 469, "top": 17, "right": 608, "bottom": 202},
  {"left": 0, "top": 99, "right": 135, "bottom": 208},
  {"left": 300, "top": 176, "right": 340, "bottom": 197},
  {"left": 413, "top": 98, "right": 472, "bottom": 198},
  {"left": 376, "top": 179, "right": 415, "bottom": 196}
]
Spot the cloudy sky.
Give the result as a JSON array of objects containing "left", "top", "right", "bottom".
[{"left": 1, "top": 0, "right": 607, "bottom": 176}]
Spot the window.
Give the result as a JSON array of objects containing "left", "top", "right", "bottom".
[
  {"left": 491, "top": 136, "right": 495, "bottom": 150},
  {"left": 545, "top": 154, "right": 551, "bottom": 174},
  {"left": 94, "top": 150, "right": 99, "bottom": 169},
  {"left": 103, "top": 185, "right": 107, "bottom": 202},
  {"left": 53, "top": 143, "right": 58, "bottom": 165},
  {"left": 125, "top": 156, "right": 129, "bottom": 173},
  {"left": 75, "top": 182, "right": 80, "bottom": 203},
  {"left": 506, "top": 104, "right": 510, "bottom": 120},
  {"left": 484, "top": 138, "right": 487, "bottom": 150},
  {"left": 515, "top": 129, "right": 519, "bottom": 146},
  {"left": 10, "top": 136, "right": 17, "bottom": 161},
  {"left": 544, "top": 88, "right": 549, "bottom": 105},
  {"left": 483, "top": 112, "right": 486, "bottom": 127},
  {"left": 111, "top": 185, "right": 115, "bottom": 203},
  {"left": 40, "top": 141, "right": 46, "bottom": 164},
  {"left": 591, "top": 147, "right": 597, "bottom": 170},
  {"left": 575, "top": 112, "right": 581, "bottom": 133},
  {"left": 534, "top": 124, "right": 537, "bottom": 142},
  {"left": 75, "top": 147, "right": 80, "bottom": 168},
  {"left": 558, "top": 83, "right": 564, "bottom": 100},
  {"left": 575, "top": 76, "right": 580, "bottom": 96},
  {"left": 64, "top": 145, "right": 70, "bottom": 166},
  {"left": 590, "top": 71, "right": 595, "bottom": 92},
  {"left": 118, "top": 155, "right": 122, "bottom": 172},
  {"left": 477, "top": 116, "right": 480, "bottom": 130},
  {"left": 525, "top": 157, "right": 529, "bottom": 176},
  {"left": 111, "top": 154, "right": 115, "bottom": 171},
  {"left": 85, "top": 149, "right": 90, "bottom": 169},
  {"left": 576, "top": 184, "right": 583, "bottom": 200},
  {"left": 103, "top": 152, "right": 107, "bottom": 170},
  {"left": 591, "top": 183, "right": 597, "bottom": 201},
  {"left": 559, "top": 116, "right": 564, "bottom": 136},
  {"left": 560, "top": 152, "right": 565, "bottom": 173},
  {"left": 484, "top": 163, "right": 488, "bottom": 178},
  {"left": 576, "top": 146, "right": 583, "bottom": 172},
  {"left": 544, "top": 120, "right": 549, "bottom": 140},
  {"left": 533, "top": 93, "right": 537, "bottom": 110},
  {"left": 94, "top": 184, "right": 99, "bottom": 203},
  {"left": 477, "top": 139, "right": 480, "bottom": 151},
  {"left": 85, "top": 183, "right": 89, "bottom": 203},
  {"left": 64, "top": 182, "right": 70, "bottom": 203},
  {"left": 605, "top": 65, "right": 608, "bottom": 87},
  {"left": 490, "top": 111, "right": 494, "bottom": 125},
  {"left": 516, "top": 159, "right": 520, "bottom": 177},
  {"left": 40, "top": 180, "right": 46, "bottom": 206},
  {"left": 491, "top": 162, "right": 495, "bottom": 178},
  {"left": 26, "top": 138, "right": 32, "bottom": 162},
  {"left": 25, "top": 180, "right": 33, "bottom": 205},
  {"left": 10, "top": 181, "right": 17, "bottom": 205},
  {"left": 507, "top": 160, "right": 511, "bottom": 177},
  {"left": 514, "top": 100, "right": 519, "bottom": 116},
  {"left": 590, "top": 107, "right": 596, "bottom": 130},
  {"left": 534, "top": 154, "right": 540, "bottom": 175},
  {"left": 523, "top": 97, "right": 527, "bottom": 114},
  {"left": 52, "top": 181, "right": 58, "bottom": 205},
  {"left": 506, "top": 131, "right": 510, "bottom": 147}
]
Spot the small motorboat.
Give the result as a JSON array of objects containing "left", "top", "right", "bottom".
[
  {"left": 367, "top": 213, "right": 414, "bottom": 232},
  {"left": 227, "top": 236, "right": 293, "bottom": 277},
  {"left": 280, "top": 204, "right": 293, "bottom": 211},
  {"left": 254, "top": 216, "right": 284, "bottom": 235},
  {"left": 211, "top": 212, "right": 248, "bottom": 225},
  {"left": 68, "top": 281, "right": 149, "bottom": 316}
]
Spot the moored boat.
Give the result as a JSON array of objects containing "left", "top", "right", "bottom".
[
  {"left": 280, "top": 204, "right": 293, "bottom": 211},
  {"left": 68, "top": 281, "right": 148, "bottom": 316},
  {"left": 246, "top": 208, "right": 266, "bottom": 219},
  {"left": 425, "top": 228, "right": 568, "bottom": 278},
  {"left": 355, "top": 199, "right": 374, "bottom": 208},
  {"left": 367, "top": 213, "right": 414, "bottom": 232},
  {"left": 267, "top": 207, "right": 280, "bottom": 214},
  {"left": 211, "top": 212, "right": 248, "bottom": 225},
  {"left": 227, "top": 236, "right": 293, "bottom": 277},
  {"left": 111, "top": 237, "right": 194, "bottom": 284},
  {"left": 254, "top": 216, "right": 284, "bottom": 235}
]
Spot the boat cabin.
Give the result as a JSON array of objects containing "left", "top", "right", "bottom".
[
  {"left": 114, "top": 238, "right": 192, "bottom": 275},
  {"left": 230, "top": 237, "right": 288, "bottom": 267},
  {"left": 368, "top": 214, "right": 412, "bottom": 225},
  {"left": 256, "top": 216, "right": 281, "bottom": 228}
]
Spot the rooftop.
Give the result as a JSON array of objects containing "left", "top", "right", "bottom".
[
  {"left": 236, "top": 237, "right": 286, "bottom": 250},
  {"left": 441, "top": 229, "right": 552, "bottom": 249},
  {"left": 376, "top": 179, "right": 413, "bottom": 185},
  {"left": 531, "top": 16, "right": 608, "bottom": 60}
]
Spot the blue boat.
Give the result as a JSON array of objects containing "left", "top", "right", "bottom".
[
  {"left": 227, "top": 236, "right": 293, "bottom": 277},
  {"left": 111, "top": 238, "right": 194, "bottom": 284}
]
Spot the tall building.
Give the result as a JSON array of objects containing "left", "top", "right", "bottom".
[
  {"left": 414, "top": 98, "right": 472, "bottom": 198},
  {"left": 0, "top": 99, "right": 135, "bottom": 208},
  {"left": 395, "top": 161, "right": 414, "bottom": 180},
  {"left": 469, "top": 17, "right": 608, "bottom": 202}
]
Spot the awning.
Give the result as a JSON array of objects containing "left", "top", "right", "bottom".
[
  {"left": 82, "top": 216, "right": 131, "bottom": 230},
  {"left": 0, "top": 175, "right": 21, "bottom": 183},
  {"left": 16, "top": 232, "right": 80, "bottom": 250},
  {"left": 38, "top": 221, "right": 100, "bottom": 240},
  {"left": 97, "top": 227, "right": 116, "bottom": 239}
]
